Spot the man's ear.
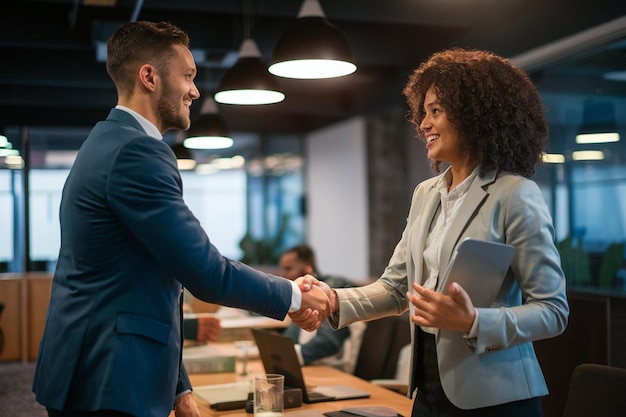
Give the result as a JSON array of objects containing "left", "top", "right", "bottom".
[
  {"left": 305, "top": 265, "right": 314, "bottom": 275},
  {"left": 138, "top": 64, "right": 157, "bottom": 91}
]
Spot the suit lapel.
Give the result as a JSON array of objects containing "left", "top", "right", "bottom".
[{"left": 410, "top": 180, "right": 443, "bottom": 286}]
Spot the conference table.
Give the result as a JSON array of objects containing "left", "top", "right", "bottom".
[{"left": 170, "top": 355, "right": 413, "bottom": 417}]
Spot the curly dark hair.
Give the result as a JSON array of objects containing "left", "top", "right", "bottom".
[{"left": 403, "top": 48, "right": 548, "bottom": 177}]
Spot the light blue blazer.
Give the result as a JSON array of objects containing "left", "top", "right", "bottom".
[
  {"left": 33, "top": 109, "right": 293, "bottom": 417},
  {"left": 331, "top": 169, "right": 569, "bottom": 409}
]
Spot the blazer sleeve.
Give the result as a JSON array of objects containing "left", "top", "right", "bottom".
[
  {"left": 107, "top": 136, "right": 292, "bottom": 320},
  {"left": 474, "top": 178, "right": 569, "bottom": 351},
  {"left": 176, "top": 362, "right": 192, "bottom": 396},
  {"left": 330, "top": 184, "right": 429, "bottom": 328}
]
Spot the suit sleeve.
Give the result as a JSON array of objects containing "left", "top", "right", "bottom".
[
  {"left": 176, "top": 362, "right": 192, "bottom": 396},
  {"left": 107, "top": 136, "right": 292, "bottom": 320},
  {"left": 475, "top": 179, "right": 569, "bottom": 351},
  {"left": 330, "top": 185, "right": 427, "bottom": 328}
]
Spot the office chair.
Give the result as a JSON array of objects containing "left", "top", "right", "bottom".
[
  {"left": 353, "top": 311, "right": 411, "bottom": 383},
  {"left": 370, "top": 343, "right": 411, "bottom": 395},
  {"left": 561, "top": 363, "right": 626, "bottom": 417}
]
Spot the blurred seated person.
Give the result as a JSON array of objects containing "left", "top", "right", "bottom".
[
  {"left": 183, "top": 315, "right": 221, "bottom": 345},
  {"left": 279, "top": 244, "right": 365, "bottom": 373},
  {"left": 183, "top": 289, "right": 221, "bottom": 345}
]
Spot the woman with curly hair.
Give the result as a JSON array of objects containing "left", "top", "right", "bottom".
[{"left": 315, "top": 48, "right": 569, "bottom": 416}]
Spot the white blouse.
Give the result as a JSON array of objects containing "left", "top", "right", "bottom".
[{"left": 418, "top": 166, "right": 479, "bottom": 334}]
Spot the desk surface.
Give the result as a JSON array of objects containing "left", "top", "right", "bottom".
[{"left": 172, "top": 363, "right": 413, "bottom": 417}]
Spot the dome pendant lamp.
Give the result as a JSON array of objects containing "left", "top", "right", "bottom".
[
  {"left": 184, "top": 98, "right": 234, "bottom": 150},
  {"left": 575, "top": 100, "right": 620, "bottom": 144},
  {"left": 268, "top": 0, "right": 356, "bottom": 79},
  {"left": 214, "top": 38, "right": 285, "bottom": 105}
]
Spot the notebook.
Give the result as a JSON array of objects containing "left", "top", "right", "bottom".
[
  {"left": 252, "top": 328, "right": 371, "bottom": 403},
  {"left": 440, "top": 238, "right": 515, "bottom": 307},
  {"left": 193, "top": 382, "right": 250, "bottom": 410}
]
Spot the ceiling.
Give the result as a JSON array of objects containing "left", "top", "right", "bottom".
[{"left": 1, "top": 0, "right": 626, "bottom": 151}]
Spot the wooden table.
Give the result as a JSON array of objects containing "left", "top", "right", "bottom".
[{"left": 171, "top": 362, "right": 413, "bottom": 417}]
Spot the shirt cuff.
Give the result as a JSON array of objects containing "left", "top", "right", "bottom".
[
  {"left": 176, "top": 389, "right": 192, "bottom": 398},
  {"left": 465, "top": 308, "right": 479, "bottom": 338},
  {"left": 288, "top": 280, "right": 302, "bottom": 313},
  {"left": 294, "top": 344, "right": 305, "bottom": 365}
]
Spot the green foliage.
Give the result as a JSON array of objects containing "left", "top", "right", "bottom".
[
  {"left": 556, "top": 236, "right": 591, "bottom": 286},
  {"left": 239, "top": 214, "right": 290, "bottom": 265},
  {"left": 598, "top": 241, "right": 625, "bottom": 289}
]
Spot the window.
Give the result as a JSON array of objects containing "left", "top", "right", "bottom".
[
  {"left": 3, "top": 128, "right": 306, "bottom": 273},
  {"left": 521, "top": 29, "right": 626, "bottom": 291}
]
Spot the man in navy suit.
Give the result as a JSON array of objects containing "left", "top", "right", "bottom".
[{"left": 32, "top": 21, "right": 330, "bottom": 417}]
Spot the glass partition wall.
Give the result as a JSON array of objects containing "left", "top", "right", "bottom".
[
  {"left": 526, "top": 31, "right": 626, "bottom": 292},
  {"left": 2, "top": 31, "right": 625, "bottom": 293},
  {"left": 0, "top": 126, "right": 306, "bottom": 274}
]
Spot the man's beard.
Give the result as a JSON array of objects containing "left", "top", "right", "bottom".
[{"left": 158, "top": 83, "right": 191, "bottom": 133}]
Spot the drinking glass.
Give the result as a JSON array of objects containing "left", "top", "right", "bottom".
[{"left": 254, "top": 373, "right": 284, "bottom": 417}]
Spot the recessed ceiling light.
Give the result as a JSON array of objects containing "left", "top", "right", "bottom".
[
  {"left": 572, "top": 150, "right": 605, "bottom": 161},
  {"left": 603, "top": 71, "right": 626, "bottom": 82},
  {"left": 576, "top": 132, "right": 620, "bottom": 144},
  {"left": 542, "top": 153, "right": 565, "bottom": 163}
]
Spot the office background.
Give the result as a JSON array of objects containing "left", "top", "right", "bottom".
[
  {"left": 1, "top": 3, "right": 626, "bottom": 416},
  {"left": 1, "top": 0, "right": 626, "bottom": 285}
]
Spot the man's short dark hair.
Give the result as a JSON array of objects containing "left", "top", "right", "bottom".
[{"left": 106, "top": 21, "right": 190, "bottom": 93}]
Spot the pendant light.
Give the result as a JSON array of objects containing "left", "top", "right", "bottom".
[
  {"left": 0, "top": 131, "right": 23, "bottom": 169},
  {"left": 214, "top": 1, "right": 284, "bottom": 106},
  {"left": 214, "top": 38, "right": 285, "bottom": 105},
  {"left": 268, "top": 0, "right": 356, "bottom": 79},
  {"left": 575, "top": 100, "right": 620, "bottom": 144},
  {"left": 184, "top": 98, "right": 234, "bottom": 150}
]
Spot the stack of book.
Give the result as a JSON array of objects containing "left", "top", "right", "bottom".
[{"left": 182, "top": 344, "right": 236, "bottom": 374}]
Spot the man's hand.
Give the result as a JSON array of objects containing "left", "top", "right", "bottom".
[
  {"left": 174, "top": 392, "right": 201, "bottom": 417},
  {"left": 294, "top": 274, "right": 319, "bottom": 291},
  {"left": 196, "top": 316, "right": 221, "bottom": 343},
  {"left": 406, "top": 282, "right": 476, "bottom": 333},
  {"left": 289, "top": 274, "right": 331, "bottom": 332}
]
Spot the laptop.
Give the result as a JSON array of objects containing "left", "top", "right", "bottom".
[{"left": 252, "top": 328, "right": 371, "bottom": 403}]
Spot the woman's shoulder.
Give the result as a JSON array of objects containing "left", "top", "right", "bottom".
[
  {"left": 490, "top": 170, "right": 537, "bottom": 188},
  {"left": 488, "top": 171, "right": 543, "bottom": 201},
  {"left": 414, "top": 172, "right": 446, "bottom": 192}
]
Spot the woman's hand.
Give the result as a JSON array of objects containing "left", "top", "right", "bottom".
[{"left": 406, "top": 282, "right": 476, "bottom": 333}]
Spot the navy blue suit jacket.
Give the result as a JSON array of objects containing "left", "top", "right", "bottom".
[{"left": 33, "top": 109, "right": 293, "bottom": 416}]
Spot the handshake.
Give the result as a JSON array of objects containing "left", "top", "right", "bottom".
[{"left": 288, "top": 275, "right": 338, "bottom": 332}]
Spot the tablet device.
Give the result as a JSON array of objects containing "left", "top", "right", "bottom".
[{"left": 440, "top": 238, "right": 515, "bottom": 307}]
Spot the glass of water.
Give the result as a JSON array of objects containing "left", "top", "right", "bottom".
[{"left": 254, "top": 373, "right": 284, "bottom": 417}]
